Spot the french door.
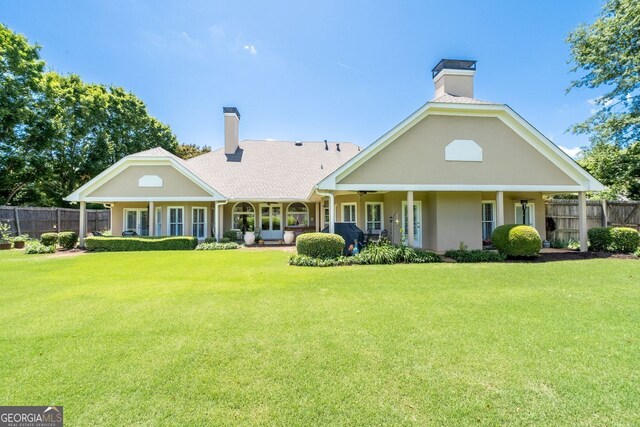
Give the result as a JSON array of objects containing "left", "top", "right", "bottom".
[
  {"left": 401, "top": 201, "right": 422, "bottom": 247},
  {"left": 124, "top": 208, "right": 149, "bottom": 236},
  {"left": 260, "top": 204, "right": 282, "bottom": 240}
]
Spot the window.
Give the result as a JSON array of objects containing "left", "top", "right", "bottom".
[
  {"left": 323, "top": 207, "right": 330, "bottom": 227},
  {"left": 168, "top": 207, "right": 184, "bottom": 236},
  {"left": 342, "top": 203, "right": 357, "bottom": 224},
  {"left": 232, "top": 203, "right": 255, "bottom": 231},
  {"left": 481, "top": 201, "right": 496, "bottom": 241},
  {"left": 192, "top": 207, "right": 206, "bottom": 238},
  {"left": 365, "top": 202, "right": 383, "bottom": 232},
  {"left": 515, "top": 202, "right": 535, "bottom": 227},
  {"left": 286, "top": 203, "right": 309, "bottom": 226},
  {"left": 155, "top": 207, "right": 162, "bottom": 236}
]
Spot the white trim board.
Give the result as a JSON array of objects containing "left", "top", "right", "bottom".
[
  {"left": 333, "top": 184, "right": 589, "bottom": 192},
  {"left": 316, "top": 102, "right": 604, "bottom": 192}
]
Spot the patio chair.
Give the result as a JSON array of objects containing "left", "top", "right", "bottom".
[{"left": 122, "top": 230, "right": 138, "bottom": 237}]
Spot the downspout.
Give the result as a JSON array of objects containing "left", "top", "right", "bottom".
[
  {"left": 314, "top": 189, "right": 335, "bottom": 234},
  {"left": 214, "top": 199, "right": 229, "bottom": 241}
]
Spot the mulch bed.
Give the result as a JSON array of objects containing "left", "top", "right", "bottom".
[{"left": 506, "top": 251, "right": 638, "bottom": 263}]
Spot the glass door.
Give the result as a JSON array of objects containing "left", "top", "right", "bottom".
[
  {"left": 260, "top": 204, "right": 283, "bottom": 240},
  {"left": 124, "top": 208, "right": 149, "bottom": 236},
  {"left": 402, "top": 201, "right": 422, "bottom": 247}
]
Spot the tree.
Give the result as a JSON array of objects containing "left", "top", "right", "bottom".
[
  {"left": 175, "top": 143, "right": 211, "bottom": 160},
  {"left": 0, "top": 24, "right": 179, "bottom": 206},
  {"left": 567, "top": 0, "right": 640, "bottom": 198}
]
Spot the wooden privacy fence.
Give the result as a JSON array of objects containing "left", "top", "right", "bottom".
[
  {"left": 545, "top": 199, "right": 640, "bottom": 242},
  {"left": 0, "top": 206, "right": 110, "bottom": 238}
]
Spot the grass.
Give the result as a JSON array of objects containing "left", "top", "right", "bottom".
[{"left": 0, "top": 249, "right": 638, "bottom": 426}]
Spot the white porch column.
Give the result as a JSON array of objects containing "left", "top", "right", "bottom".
[
  {"left": 315, "top": 202, "right": 320, "bottom": 232},
  {"left": 328, "top": 193, "right": 335, "bottom": 234},
  {"left": 496, "top": 191, "right": 505, "bottom": 227},
  {"left": 148, "top": 201, "right": 155, "bottom": 236},
  {"left": 407, "top": 191, "right": 414, "bottom": 247},
  {"left": 79, "top": 201, "right": 86, "bottom": 248},
  {"left": 214, "top": 202, "right": 220, "bottom": 241},
  {"left": 578, "top": 191, "right": 588, "bottom": 252}
]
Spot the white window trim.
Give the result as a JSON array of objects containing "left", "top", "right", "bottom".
[
  {"left": 232, "top": 202, "right": 256, "bottom": 231},
  {"left": 341, "top": 202, "right": 357, "bottom": 224},
  {"left": 155, "top": 206, "right": 162, "bottom": 236},
  {"left": 167, "top": 206, "right": 184, "bottom": 236},
  {"left": 514, "top": 202, "right": 535, "bottom": 227},
  {"left": 481, "top": 200, "right": 496, "bottom": 240},
  {"left": 365, "top": 202, "right": 384, "bottom": 232},
  {"left": 286, "top": 202, "right": 309, "bottom": 226},
  {"left": 191, "top": 206, "right": 207, "bottom": 239}
]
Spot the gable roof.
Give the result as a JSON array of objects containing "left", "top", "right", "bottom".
[
  {"left": 64, "top": 149, "right": 226, "bottom": 202},
  {"left": 186, "top": 140, "right": 361, "bottom": 200},
  {"left": 317, "top": 100, "right": 605, "bottom": 192}
]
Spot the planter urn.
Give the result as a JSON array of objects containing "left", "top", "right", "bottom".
[
  {"left": 244, "top": 231, "right": 256, "bottom": 246},
  {"left": 13, "top": 241, "right": 25, "bottom": 249},
  {"left": 0, "top": 242, "right": 11, "bottom": 250},
  {"left": 283, "top": 230, "right": 295, "bottom": 245}
]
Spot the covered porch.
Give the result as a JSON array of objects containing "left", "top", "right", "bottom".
[{"left": 315, "top": 190, "right": 590, "bottom": 252}]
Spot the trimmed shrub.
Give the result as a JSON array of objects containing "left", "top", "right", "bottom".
[
  {"left": 296, "top": 233, "right": 345, "bottom": 258},
  {"left": 195, "top": 242, "right": 240, "bottom": 250},
  {"left": 24, "top": 241, "right": 56, "bottom": 254},
  {"left": 610, "top": 227, "right": 640, "bottom": 253},
  {"left": 40, "top": 232, "right": 58, "bottom": 246},
  {"left": 220, "top": 237, "right": 231, "bottom": 243},
  {"left": 204, "top": 237, "right": 216, "bottom": 244},
  {"left": 85, "top": 236, "right": 198, "bottom": 252},
  {"left": 491, "top": 224, "right": 542, "bottom": 258},
  {"left": 588, "top": 227, "right": 613, "bottom": 252},
  {"left": 58, "top": 231, "right": 78, "bottom": 250},
  {"left": 444, "top": 249, "right": 505, "bottom": 263},
  {"left": 223, "top": 230, "right": 240, "bottom": 241}
]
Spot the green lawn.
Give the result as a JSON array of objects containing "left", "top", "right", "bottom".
[{"left": 0, "top": 250, "right": 638, "bottom": 426}]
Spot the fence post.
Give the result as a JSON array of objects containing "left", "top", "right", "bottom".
[
  {"left": 56, "top": 208, "right": 61, "bottom": 232},
  {"left": 14, "top": 207, "right": 21, "bottom": 235}
]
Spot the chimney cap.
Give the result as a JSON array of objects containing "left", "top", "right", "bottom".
[
  {"left": 432, "top": 59, "right": 476, "bottom": 79},
  {"left": 223, "top": 106, "right": 241, "bottom": 119}
]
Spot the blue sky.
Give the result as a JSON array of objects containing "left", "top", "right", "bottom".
[{"left": 3, "top": 0, "right": 604, "bottom": 156}]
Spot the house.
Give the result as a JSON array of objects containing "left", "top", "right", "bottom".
[{"left": 65, "top": 59, "right": 604, "bottom": 251}]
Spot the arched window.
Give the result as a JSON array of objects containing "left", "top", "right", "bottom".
[
  {"left": 232, "top": 203, "right": 255, "bottom": 232},
  {"left": 286, "top": 203, "right": 308, "bottom": 226}
]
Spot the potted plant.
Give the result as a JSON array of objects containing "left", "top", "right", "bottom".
[
  {"left": 0, "top": 222, "right": 12, "bottom": 250},
  {"left": 255, "top": 230, "right": 264, "bottom": 245},
  {"left": 12, "top": 234, "right": 28, "bottom": 249}
]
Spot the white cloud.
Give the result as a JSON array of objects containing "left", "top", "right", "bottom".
[
  {"left": 244, "top": 45, "right": 258, "bottom": 55},
  {"left": 559, "top": 146, "right": 582, "bottom": 159}
]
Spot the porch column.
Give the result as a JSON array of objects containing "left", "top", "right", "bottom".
[
  {"left": 578, "top": 191, "right": 588, "bottom": 252},
  {"left": 148, "top": 201, "right": 155, "bottom": 236},
  {"left": 407, "top": 191, "right": 414, "bottom": 247},
  {"left": 328, "top": 193, "right": 335, "bottom": 234},
  {"left": 214, "top": 202, "right": 220, "bottom": 241},
  {"left": 79, "top": 201, "right": 86, "bottom": 248},
  {"left": 315, "top": 202, "right": 320, "bottom": 232},
  {"left": 496, "top": 191, "right": 505, "bottom": 227}
]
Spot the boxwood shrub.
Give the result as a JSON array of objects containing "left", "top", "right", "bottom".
[
  {"left": 587, "top": 227, "right": 613, "bottom": 252},
  {"left": 40, "top": 232, "right": 58, "bottom": 246},
  {"left": 58, "top": 231, "right": 78, "bottom": 250},
  {"left": 610, "top": 227, "right": 640, "bottom": 253},
  {"left": 444, "top": 249, "right": 505, "bottom": 263},
  {"left": 24, "top": 241, "right": 56, "bottom": 254},
  {"left": 491, "top": 224, "right": 542, "bottom": 258},
  {"left": 296, "top": 233, "right": 345, "bottom": 258},
  {"left": 85, "top": 236, "right": 198, "bottom": 252}
]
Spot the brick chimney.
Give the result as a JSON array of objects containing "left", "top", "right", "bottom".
[{"left": 432, "top": 59, "right": 477, "bottom": 99}]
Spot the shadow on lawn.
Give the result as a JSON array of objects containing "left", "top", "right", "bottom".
[{"left": 506, "top": 251, "right": 638, "bottom": 263}]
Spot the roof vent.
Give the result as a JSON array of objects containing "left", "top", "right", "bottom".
[
  {"left": 324, "top": 139, "right": 328, "bottom": 150},
  {"left": 336, "top": 143, "right": 340, "bottom": 152},
  {"left": 295, "top": 141, "right": 302, "bottom": 146}
]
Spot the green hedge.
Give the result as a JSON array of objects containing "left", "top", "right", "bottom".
[
  {"left": 24, "top": 241, "right": 56, "bottom": 254},
  {"left": 588, "top": 226, "right": 640, "bottom": 253},
  {"left": 223, "top": 230, "right": 240, "bottom": 241},
  {"left": 444, "top": 249, "right": 505, "bottom": 263},
  {"left": 85, "top": 236, "right": 198, "bottom": 252},
  {"left": 491, "top": 224, "right": 542, "bottom": 258},
  {"left": 587, "top": 227, "right": 612, "bottom": 252},
  {"left": 40, "top": 232, "right": 58, "bottom": 246},
  {"left": 296, "top": 233, "right": 345, "bottom": 258},
  {"left": 58, "top": 231, "right": 78, "bottom": 250}
]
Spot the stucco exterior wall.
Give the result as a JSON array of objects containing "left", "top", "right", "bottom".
[
  {"left": 338, "top": 115, "right": 579, "bottom": 186},
  {"left": 110, "top": 202, "right": 213, "bottom": 237},
  {"left": 87, "top": 165, "right": 211, "bottom": 198}
]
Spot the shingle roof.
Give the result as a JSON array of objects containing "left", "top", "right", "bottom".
[
  {"left": 127, "top": 146, "right": 188, "bottom": 165},
  {"left": 185, "top": 140, "right": 361, "bottom": 200},
  {"left": 431, "top": 94, "right": 494, "bottom": 105}
]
